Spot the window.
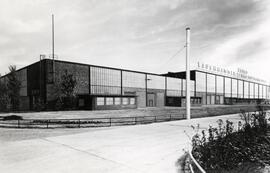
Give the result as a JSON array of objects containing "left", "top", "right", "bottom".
[
  {"left": 97, "top": 97, "right": 104, "bottom": 105},
  {"left": 167, "top": 77, "right": 181, "bottom": 96},
  {"left": 106, "top": 97, "right": 113, "bottom": 105},
  {"left": 206, "top": 74, "right": 215, "bottom": 93},
  {"left": 244, "top": 81, "right": 249, "bottom": 98},
  {"left": 91, "top": 67, "right": 121, "bottom": 95},
  {"left": 122, "top": 71, "right": 145, "bottom": 88},
  {"left": 122, "top": 98, "right": 129, "bottom": 105},
  {"left": 238, "top": 80, "right": 243, "bottom": 98},
  {"left": 216, "top": 76, "right": 224, "bottom": 94},
  {"left": 196, "top": 72, "right": 206, "bottom": 92},
  {"left": 232, "top": 79, "right": 237, "bottom": 97},
  {"left": 114, "top": 97, "right": 121, "bottom": 105},
  {"left": 147, "top": 75, "right": 165, "bottom": 90},
  {"left": 249, "top": 83, "right": 254, "bottom": 98},
  {"left": 225, "top": 77, "right": 231, "bottom": 97},
  {"left": 254, "top": 84, "right": 258, "bottom": 98},
  {"left": 190, "top": 80, "right": 195, "bottom": 97},
  {"left": 130, "top": 98, "right": 135, "bottom": 105}
]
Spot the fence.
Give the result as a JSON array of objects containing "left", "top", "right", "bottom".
[{"left": 0, "top": 114, "right": 186, "bottom": 129}]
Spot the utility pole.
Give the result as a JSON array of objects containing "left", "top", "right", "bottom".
[
  {"left": 186, "top": 27, "right": 191, "bottom": 120},
  {"left": 52, "top": 14, "right": 55, "bottom": 82}
]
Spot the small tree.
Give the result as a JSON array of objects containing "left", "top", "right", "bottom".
[
  {"left": 61, "top": 70, "right": 77, "bottom": 97},
  {"left": 7, "top": 65, "right": 21, "bottom": 111},
  {"left": 60, "top": 70, "right": 77, "bottom": 109}
]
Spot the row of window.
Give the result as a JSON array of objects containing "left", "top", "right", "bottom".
[
  {"left": 96, "top": 97, "right": 136, "bottom": 106},
  {"left": 196, "top": 72, "right": 270, "bottom": 99},
  {"left": 45, "top": 62, "right": 269, "bottom": 99}
]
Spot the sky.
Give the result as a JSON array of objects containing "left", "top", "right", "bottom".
[{"left": 0, "top": 0, "right": 270, "bottom": 83}]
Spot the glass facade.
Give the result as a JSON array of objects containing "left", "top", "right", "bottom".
[
  {"left": 232, "top": 79, "right": 237, "bottom": 98},
  {"left": 263, "top": 85, "right": 267, "bottom": 99},
  {"left": 206, "top": 74, "right": 215, "bottom": 93},
  {"left": 196, "top": 72, "right": 206, "bottom": 92},
  {"left": 106, "top": 97, "right": 114, "bottom": 105},
  {"left": 249, "top": 83, "right": 254, "bottom": 99},
  {"left": 193, "top": 71, "right": 269, "bottom": 105},
  {"left": 88, "top": 67, "right": 270, "bottom": 106},
  {"left": 216, "top": 76, "right": 224, "bottom": 94},
  {"left": 254, "top": 84, "right": 258, "bottom": 98},
  {"left": 260, "top": 85, "right": 263, "bottom": 99},
  {"left": 122, "top": 71, "right": 145, "bottom": 88},
  {"left": 267, "top": 86, "right": 270, "bottom": 99},
  {"left": 182, "top": 79, "right": 186, "bottom": 96},
  {"left": 258, "top": 85, "right": 262, "bottom": 99},
  {"left": 238, "top": 80, "right": 243, "bottom": 98},
  {"left": 190, "top": 80, "right": 195, "bottom": 97},
  {"left": 91, "top": 67, "right": 121, "bottom": 95},
  {"left": 114, "top": 97, "right": 121, "bottom": 105},
  {"left": 167, "top": 77, "right": 181, "bottom": 96},
  {"left": 225, "top": 78, "right": 231, "bottom": 97},
  {"left": 147, "top": 75, "right": 165, "bottom": 90},
  {"left": 244, "top": 81, "right": 249, "bottom": 98}
]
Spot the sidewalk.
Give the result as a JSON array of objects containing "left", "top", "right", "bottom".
[{"left": 0, "top": 114, "right": 242, "bottom": 173}]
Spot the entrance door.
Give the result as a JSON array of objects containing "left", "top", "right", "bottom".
[{"left": 147, "top": 93, "right": 156, "bottom": 107}]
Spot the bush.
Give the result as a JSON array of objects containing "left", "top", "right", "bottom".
[{"left": 191, "top": 111, "right": 270, "bottom": 172}]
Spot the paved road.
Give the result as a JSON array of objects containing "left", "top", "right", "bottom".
[{"left": 0, "top": 114, "right": 241, "bottom": 173}]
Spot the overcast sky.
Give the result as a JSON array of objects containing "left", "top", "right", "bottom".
[{"left": 0, "top": 0, "right": 270, "bottom": 82}]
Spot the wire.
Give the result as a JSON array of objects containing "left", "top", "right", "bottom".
[{"left": 159, "top": 45, "right": 186, "bottom": 68}]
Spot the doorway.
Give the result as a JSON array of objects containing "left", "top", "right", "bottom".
[{"left": 147, "top": 93, "right": 156, "bottom": 107}]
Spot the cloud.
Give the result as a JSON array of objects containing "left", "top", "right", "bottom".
[{"left": 0, "top": 0, "right": 269, "bottom": 82}]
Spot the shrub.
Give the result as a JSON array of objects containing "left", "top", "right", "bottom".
[
  {"left": 191, "top": 111, "right": 270, "bottom": 172},
  {"left": 3, "top": 115, "right": 23, "bottom": 120}
]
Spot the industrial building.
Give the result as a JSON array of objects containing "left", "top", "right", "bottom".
[{"left": 0, "top": 59, "right": 269, "bottom": 111}]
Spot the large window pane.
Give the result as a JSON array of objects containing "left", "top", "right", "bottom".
[
  {"left": 244, "top": 81, "right": 249, "bottom": 98},
  {"left": 238, "top": 80, "right": 243, "bottom": 98},
  {"left": 260, "top": 85, "right": 264, "bottom": 99},
  {"left": 263, "top": 85, "right": 267, "bottom": 99},
  {"left": 167, "top": 77, "right": 181, "bottom": 96},
  {"left": 123, "top": 98, "right": 129, "bottom": 105},
  {"left": 190, "top": 80, "right": 195, "bottom": 97},
  {"left": 206, "top": 74, "right": 215, "bottom": 93},
  {"left": 91, "top": 67, "right": 121, "bottom": 95},
  {"left": 130, "top": 98, "right": 135, "bottom": 105},
  {"left": 106, "top": 97, "right": 113, "bottom": 105},
  {"left": 225, "top": 77, "right": 231, "bottom": 97},
  {"left": 122, "top": 71, "right": 145, "bottom": 88},
  {"left": 254, "top": 84, "right": 258, "bottom": 98},
  {"left": 267, "top": 86, "right": 270, "bottom": 99},
  {"left": 249, "top": 83, "right": 254, "bottom": 99},
  {"left": 196, "top": 72, "right": 206, "bottom": 92},
  {"left": 259, "top": 85, "right": 262, "bottom": 98},
  {"left": 97, "top": 97, "right": 104, "bottom": 105},
  {"left": 216, "top": 76, "right": 224, "bottom": 94},
  {"left": 232, "top": 79, "right": 237, "bottom": 97},
  {"left": 114, "top": 97, "right": 121, "bottom": 105},
  {"left": 147, "top": 75, "right": 165, "bottom": 90},
  {"left": 195, "top": 72, "right": 206, "bottom": 104}
]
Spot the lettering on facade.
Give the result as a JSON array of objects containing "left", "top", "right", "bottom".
[{"left": 197, "top": 62, "right": 267, "bottom": 84}]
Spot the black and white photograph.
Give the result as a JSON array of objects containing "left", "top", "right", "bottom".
[{"left": 0, "top": 0, "right": 270, "bottom": 172}]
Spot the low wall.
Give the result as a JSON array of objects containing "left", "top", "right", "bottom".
[{"left": 138, "top": 105, "right": 270, "bottom": 119}]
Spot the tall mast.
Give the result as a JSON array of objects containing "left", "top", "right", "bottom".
[{"left": 186, "top": 27, "right": 191, "bottom": 120}]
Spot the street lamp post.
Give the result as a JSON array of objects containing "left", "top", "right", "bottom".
[{"left": 186, "top": 27, "right": 191, "bottom": 120}]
